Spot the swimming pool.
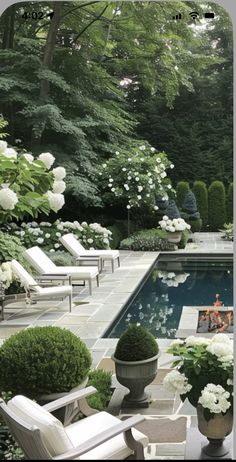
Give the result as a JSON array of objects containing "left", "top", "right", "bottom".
[{"left": 105, "top": 254, "right": 233, "bottom": 339}]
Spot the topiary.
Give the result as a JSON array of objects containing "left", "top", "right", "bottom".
[
  {"left": 193, "top": 181, "right": 208, "bottom": 229},
  {"left": 114, "top": 324, "right": 159, "bottom": 362},
  {"left": 165, "top": 199, "right": 181, "bottom": 219},
  {"left": 0, "top": 326, "right": 92, "bottom": 399},
  {"left": 226, "top": 182, "right": 233, "bottom": 223},
  {"left": 176, "top": 181, "right": 190, "bottom": 208},
  {"left": 208, "top": 181, "right": 226, "bottom": 231}
]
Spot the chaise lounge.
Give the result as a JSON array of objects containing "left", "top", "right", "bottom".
[
  {"left": 11, "top": 259, "right": 73, "bottom": 312},
  {"left": 60, "top": 233, "right": 120, "bottom": 273},
  {"left": 24, "top": 246, "right": 100, "bottom": 296}
]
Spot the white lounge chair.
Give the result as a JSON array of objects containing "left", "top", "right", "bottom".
[
  {"left": 0, "top": 387, "right": 148, "bottom": 460},
  {"left": 24, "top": 246, "right": 99, "bottom": 295},
  {"left": 11, "top": 259, "right": 73, "bottom": 312},
  {"left": 60, "top": 233, "right": 120, "bottom": 273}
]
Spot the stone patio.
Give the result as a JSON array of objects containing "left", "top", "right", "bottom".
[{"left": 0, "top": 232, "right": 233, "bottom": 459}]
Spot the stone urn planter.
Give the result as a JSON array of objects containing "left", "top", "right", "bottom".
[
  {"left": 112, "top": 324, "right": 159, "bottom": 408},
  {"left": 167, "top": 231, "right": 182, "bottom": 243},
  {"left": 197, "top": 404, "right": 233, "bottom": 458},
  {"left": 112, "top": 353, "right": 159, "bottom": 408}
]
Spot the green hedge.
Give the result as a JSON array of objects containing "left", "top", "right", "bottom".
[
  {"left": 87, "top": 369, "right": 112, "bottom": 411},
  {"left": 176, "top": 181, "right": 190, "bottom": 208},
  {"left": 226, "top": 182, "right": 233, "bottom": 223},
  {"left": 208, "top": 181, "right": 226, "bottom": 231},
  {"left": 120, "top": 229, "right": 175, "bottom": 251},
  {"left": 193, "top": 181, "right": 208, "bottom": 229}
]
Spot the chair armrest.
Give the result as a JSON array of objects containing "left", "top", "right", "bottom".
[
  {"left": 43, "top": 386, "right": 97, "bottom": 412},
  {"left": 53, "top": 414, "right": 146, "bottom": 460},
  {"left": 38, "top": 274, "right": 69, "bottom": 278}
]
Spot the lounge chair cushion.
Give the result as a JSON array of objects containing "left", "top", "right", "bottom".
[
  {"left": 8, "top": 395, "right": 73, "bottom": 457},
  {"left": 65, "top": 410, "right": 148, "bottom": 460},
  {"left": 60, "top": 234, "right": 119, "bottom": 260}
]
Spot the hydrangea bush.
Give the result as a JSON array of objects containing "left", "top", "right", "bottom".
[
  {"left": 0, "top": 141, "right": 66, "bottom": 223},
  {"left": 100, "top": 141, "right": 174, "bottom": 211},
  {"left": 3, "top": 220, "right": 113, "bottom": 251},
  {"left": 163, "top": 334, "right": 233, "bottom": 421},
  {"left": 159, "top": 216, "right": 191, "bottom": 232}
]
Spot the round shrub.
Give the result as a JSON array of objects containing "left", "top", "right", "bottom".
[
  {"left": 208, "top": 181, "right": 226, "bottom": 231},
  {"left": 226, "top": 182, "right": 233, "bottom": 223},
  {"left": 176, "top": 181, "right": 190, "bottom": 208},
  {"left": 0, "top": 326, "right": 92, "bottom": 398},
  {"left": 114, "top": 324, "right": 159, "bottom": 362},
  {"left": 193, "top": 181, "right": 208, "bottom": 229}
]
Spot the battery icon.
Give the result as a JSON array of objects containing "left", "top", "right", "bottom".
[{"left": 204, "top": 12, "right": 215, "bottom": 18}]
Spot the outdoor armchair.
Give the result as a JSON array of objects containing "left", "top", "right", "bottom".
[
  {"left": 60, "top": 233, "right": 120, "bottom": 273},
  {"left": 24, "top": 246, "right": 100, "bottom": 295},
  {"left": 11, "top": 259, "right": 73, "bottom": 312},
  {"left": 0, "top": 386, "right": 148, "bottom": 460}
]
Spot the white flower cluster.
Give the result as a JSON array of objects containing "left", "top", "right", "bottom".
[
  {"left": 159, "top": 216, "right": 191, "bottom": 232},
  {"left": 158, "top": 271, "right": 190, "bottom": 287},
  {"left": 0, "top": 142, "right": 66, "bottom": 214},
  {"left": 206, "top": 334, "right": 233, "bottom": 365},
  {"left": 0, "top": 262, "right": 13, "bottom": 289},
  {"left": 198, "top": 384, "right": 231, "bottom": 414},
  {"left": 163, "top": 369, "right": 192, "bottom": 394},
  {"left": 0, "top": 186, "right": 18, "bottom": 210}
]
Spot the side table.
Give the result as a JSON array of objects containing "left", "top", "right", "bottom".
[{"left": 76, "top": 256, "right": 103, "bottom": 273}]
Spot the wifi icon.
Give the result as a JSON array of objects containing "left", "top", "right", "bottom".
[{"left": 189, "top": 11, "right": 199, "bottom": 20}]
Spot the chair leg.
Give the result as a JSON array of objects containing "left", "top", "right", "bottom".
[
  {"left": 117, "top": 256, "right": 121, "bottom": 267},
  {"left": 69, "top": 293, "right": 72, "bottom": 313},
  {"left": 89, "top": 279, "right": 92, "bottom": 295},
  {"left": 111, "top": 259, "right": 115, "bottom": 273},
  {"left": 96, "top": 274, "right": 100, "bottom": 287}
]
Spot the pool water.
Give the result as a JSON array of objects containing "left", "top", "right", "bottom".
[{"left": 105, "top": 256, "right": 233, "bottom": 338}]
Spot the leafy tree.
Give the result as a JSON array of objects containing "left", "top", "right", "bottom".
[{"left": 208, "top": 181, "right": 226, "bottom": 231}]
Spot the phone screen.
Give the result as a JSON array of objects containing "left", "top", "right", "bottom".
[{"left": 0, "top": 1, "right": 234, "bottom": 460}]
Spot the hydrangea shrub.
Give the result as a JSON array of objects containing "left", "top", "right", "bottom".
[
  {"left": 100, "top": 141, "right": 174, "bottom": 211},
  {"left": 0, "top": 141, "right": 66, "bottom": 223},
  {"left": 3, "top": 220, "right": 113, "bottom": 251}
]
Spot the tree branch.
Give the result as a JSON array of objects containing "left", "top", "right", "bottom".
[{"left": 72, "top": 5, "right": 109, "bottom": 44}]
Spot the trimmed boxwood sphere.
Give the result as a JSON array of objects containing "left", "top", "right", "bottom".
[
  {"left": 114, "top": 325, "right": 159, "bottom": 361},
  {"left": 0, "top": 326, "right": 92, "bottom": 398}
]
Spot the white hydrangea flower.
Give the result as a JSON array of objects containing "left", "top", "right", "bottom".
[
  {"left": 185, "top": 336, "right": 211, "bottom": 347},
  {"left": 122, "top": 167, "right": 127, "bottom": 172},
  {"left": 23, "top": 153, "right": 34, "bottom": 163},
  {"left": 137, "top": 195, "right": 142, "bottom": 200},
  {"left": 139, "top": 145, "right": 146, "bottom": 151},
  {"left": 154, "top": 205, "right": 159, "bottom": 210},
  {"left": 81, "top": 221, "right": 88, "bottom": 226},
  {"left": 163, "top": 370, "right": 192, "bottom": 394},
  {"left": 0, "top": 140, "right": 7, "bottom": 154},
  {"left": 198, "top": 384, "right": 231, "bottom": 414},
  {"left": 45, "top": 233, "right": 50, "bottom": 238},
  {"left": 160, "top": 171, "right": 167, "bottom": 178},
  {"left": 206, "top": 342, "right": 233, "bottom": 360},
  {"left": 210, "top": 334, "right": 232, "bottom": 344},
  {"left": 127, "top": 205, "right": 131, "bottom": 209},
  {"left": 52, "top": 167, "right": 66, "bottom": 180},
  {"left": 54, "top": 243, "right": 60, "bottom": 249},
  {"left": 56, "top": 232, "right": 61, "bottom": 237},
  {"left": 138, "top": 186, "right": 143, "bottom": 192},
  {"left": 38, "top": 152, "right": 55, "bottom": 169},
  {"left": 150, "top": 147, "right": 155, "bottom": 152},
  {"left": 52, "top": 180, "right": 66, "bottom": 194},
  {"left": 2, "top": 148, "right": 17, "bottom": 159},
  {"left": 169, "top": 338, "right": 185, "bottom": 347},
  {"left": 0, "top": 187, "right": 18, "bottom": 210},
  {"left": 87, "top": 238, "right": 93, "bottom": 244},
  {"left": 170, "top": 163, "right": 174, "bottom": 169},
  {"left": 49, "top": 249, "right": 55, "bottom": 253},
  {"left": 45, "top": 191, "right": 64, "bottom": 212},
  {"left": 115, "top": 151, "right": 119, "bottom": 155},
  {"left": 36, "top": 238, "right": 44, "bottom": 244}
]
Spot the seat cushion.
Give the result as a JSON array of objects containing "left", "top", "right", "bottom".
[
  {"left": 80, "top": 250, "right": 119, "bottom": 260},
  {"left": 65, "top": 411, "right": 148, "bottom": 460},
  {"left": 8, "top": 395, "right": 73, "bottom": 457}
]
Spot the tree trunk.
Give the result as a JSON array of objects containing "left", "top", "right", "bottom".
[
  {"left": 2, "top": 5, "right": 15, "bottom": 49},
  {"left": 31, "top": 2, "right": 61, "bottom": 146}
]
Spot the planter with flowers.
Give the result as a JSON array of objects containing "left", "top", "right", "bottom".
[
  {"left": 159, "top": 216, "right": 191, "bottom": 243},
  {"left": 163, "top": 334, "right": 233, "bottom": 458}
]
